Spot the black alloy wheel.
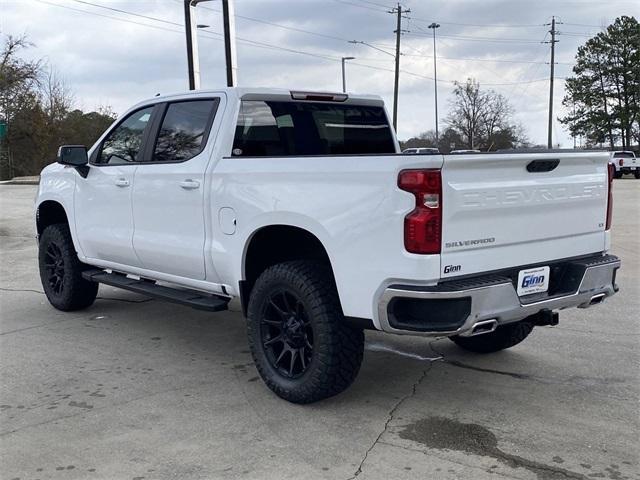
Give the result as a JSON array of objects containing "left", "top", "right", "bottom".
[
  {"left": 38, "top": 223, "right": 98, "bottom": 311},
  {"left": 246, "top": 261, "right": 364, "bottom": 403},
  {"left": 43, "top": 241, "right": 66, "bottom": 295},
  {"left": 260, "top": 289, "right": 314, "bottom": 378}
]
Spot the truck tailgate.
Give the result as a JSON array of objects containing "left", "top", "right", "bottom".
[{"left": 440, "top": 152, "right": 610, "bottom": 279}]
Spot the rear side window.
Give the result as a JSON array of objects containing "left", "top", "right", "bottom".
[
  {"left": 232, "top": 100, "right": 395, "bottom": 157},
  {"left": 97, "top": 107, "right": 153, "bottom": 164},
  {"left": 153, "top": 99, "right": 218, "bottom": 162}
]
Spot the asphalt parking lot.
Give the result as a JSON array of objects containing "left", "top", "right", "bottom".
[{"left": 1, "top": 181, "right": 638, "bottom": 480}]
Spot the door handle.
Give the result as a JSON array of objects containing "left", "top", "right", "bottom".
[
  {"left": 179, "top": 179, "right": 200, "bottom": 190},
  {"left": 115, "top": 178, "right": 130, "bottom": 187}
]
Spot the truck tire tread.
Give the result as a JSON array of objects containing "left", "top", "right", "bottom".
[
  {"left": 38, "top": 223, "right": 98, "bottom": 311},
  {"left": 247, "top": 261, "right": 364, "bottom": 404}
]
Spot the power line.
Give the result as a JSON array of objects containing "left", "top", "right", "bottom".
[
  {"left": 350, "top": 0, "right": 396, "bottom": 9},
  {"left": 563, "top": 22, "right": 604, "bottom": 28},
  {"left": 402, "top": 52, "right": 573, "bottom": 65},
  {"left": 328, "top": 0, "right": 546, "bottom": 29},
  {"left": 330, "top": 0, "right": 388, "bottom": 13},
  {"left": 409, "top": 16, "right": 544, "bottom": 28},
  {"left": 36, "top": 0, "right": 186, "bottom": 34},
  {"left": 181, "top": 0, "right": 577, "bottom": 63},
  {"left": 558, "top": 31, "right": 598, "bottom": 37},
  {"left": 406, "top": 31, "right": 542, "bottom": 44},
  {"left": 177, "top": 0, "right": 357, "bottom": 44},
  {"left": 69, "top": 0, "right": 181, "bottom": 26},
  {"left": 35, "top": 0, "right": 567, "bottom": 90}
]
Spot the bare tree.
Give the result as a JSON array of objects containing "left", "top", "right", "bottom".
[
  {"left": 43, "top": 67, "right": 74, "bottom": 123},
  {"left": 445, "top": 78, "right": 526, "bottom": 150},
  {"left": 446, "top": 79, "right": 484, "bottom": 149}
]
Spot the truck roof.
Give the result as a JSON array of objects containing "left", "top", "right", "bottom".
[{"left": 131, "top": 87, "right": 385, "bottom": 110}]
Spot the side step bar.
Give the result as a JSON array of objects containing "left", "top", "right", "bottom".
[{"left": 82, "top": 270, "right": 229, "bottom": 312}]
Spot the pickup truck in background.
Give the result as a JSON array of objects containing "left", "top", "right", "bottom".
[
  {"left": 35, "top": 88, "right": 621, "bottom": 403},
  {"left": 610, "top": 150, "right": 639, "bottom": 178}
]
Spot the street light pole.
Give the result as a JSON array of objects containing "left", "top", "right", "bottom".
[
  {"left": 184, "top": 0, "right": 200, "bottom": 90},
  {"left": 184, "top": 0, "right": 237, "bottom": 90},
  {"left": 428, "top": 22, "right": 440, "bottom": 144},
  {"left": 341, "top": 56, "right": 355, "bottom": 93},
  {"left": 221, "top": 0, "right": 238, "bottom": 87}
]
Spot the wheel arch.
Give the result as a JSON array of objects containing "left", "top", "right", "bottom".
[
  {"left": 36, "top": 200, "right": 70, "bottom": 236},
  {"left": 240, "top": 224, "right": 337, "bottom": 315}
]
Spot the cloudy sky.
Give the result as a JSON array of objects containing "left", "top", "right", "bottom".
[{"left": 2, "top": 0, "right": 639, "bottom": 145}]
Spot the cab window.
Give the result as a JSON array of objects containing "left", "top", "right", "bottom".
[
  {"left": 153, "top": 99, "right": 218, "bottom": 163},
  {"left": 97, "top": 107, "right": 153, "bottom": 165}
]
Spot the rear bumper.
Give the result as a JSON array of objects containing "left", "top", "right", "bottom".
[{"left": 377, "top": 254, "right": 620, "bottom": 337}]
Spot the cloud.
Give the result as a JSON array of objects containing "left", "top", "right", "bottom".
[{"left": 2, "top": 0, "right": 638, "bottom": 145}]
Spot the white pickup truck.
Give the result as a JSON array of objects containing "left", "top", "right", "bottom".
[
  {"left": 611, "top": 150, "right": 639, "bottom": 178},
  {"left": 35, "top": 88, "right": 620, "bottom": 403}
]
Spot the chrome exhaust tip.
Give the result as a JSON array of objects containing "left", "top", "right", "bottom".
[
  {"left": 578, "top": 293, "right": 607, "bottom": 309},
  {"left": 468, "top": 319, "right": 498, "bottom": 336}
]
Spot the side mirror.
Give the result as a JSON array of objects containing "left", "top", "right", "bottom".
[{"left": 57, "top": 145, "right": 88, "bottom": 166}]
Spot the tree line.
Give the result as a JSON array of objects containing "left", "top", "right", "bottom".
[
  {"left": 561, "top": 15, "right": 639, "bottom": 150},
  {"left": 0, "top": 36, "right": 116, "bottom": 180},
  {"left": 1, "top": 15, "right": 637, "bottom": 178}
]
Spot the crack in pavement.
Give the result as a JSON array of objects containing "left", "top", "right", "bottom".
[
  {"left": 428, "top": 337, "right": 558, "bottom": 380},
  {"left": 428, "top": 338, "right": 634, "bottom": 404},
  {"left": 346, "top": 365, "right": 432, "bottom": 480}
]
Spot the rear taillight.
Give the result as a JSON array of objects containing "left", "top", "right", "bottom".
[
  {"left": 619, "top": 158, "right": 624, "bottom": 166},
  {"left": 606, "top": 162, "right": 614, "bottom": 230},
  {"left": 398, "top": 169, "right": 442, "bottom": 254}
]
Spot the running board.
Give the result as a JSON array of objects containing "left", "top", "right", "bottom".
[{"left": 82, "top": 270, "right": 229, "bottom": 312}]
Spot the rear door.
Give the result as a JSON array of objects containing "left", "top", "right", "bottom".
[
  {"left": 440, "top": 152, "right": 610, "bottom": 279},
  {"left": 131, "top": 97, "right": 221, "bottom": 280}
]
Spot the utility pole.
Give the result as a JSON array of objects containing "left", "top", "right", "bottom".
[
  {"left": 545, "top": 16, "right": 560, "bottom": 149},
  {"left": 184, "top": 0, "right": 237, "bottom": 90},
  {"left": 390, "top": 3, "right": 409, "bottom": 132},
  {"left": 341, "top": 56, "right": 355, "bottom": 93},
  {"left": 428, "top": 22, "right": 440, "bottom": 144}
]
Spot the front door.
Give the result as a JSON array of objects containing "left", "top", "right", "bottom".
[
  {"left": 131, "top": 98, "right": 221, "bottom": 280},
  {"left": 74, "top": 106, "right": 154, "bottom": 266}
]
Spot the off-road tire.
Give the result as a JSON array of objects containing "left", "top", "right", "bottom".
[
  {"left": 614, "top": 171, "right": 623, "bottom": 179},
  {"left": 247, "top": 261, "right": 364, "bottom": 404},
  {"left": 450, "top": 320, "right": 534, "bottom": 353},
  {"left": 38, "top": 223, "right": 98, "bottom": 311},
  {"left": 634, "top": 170, "right": 640, "bottom": 179}
]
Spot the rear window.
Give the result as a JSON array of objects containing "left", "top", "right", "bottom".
[
  {"left": 232, "top": 100, "right": 395, "bottom": 156},
  {"left": 614, "top": 152, "right": 635, "bottom": 158}
]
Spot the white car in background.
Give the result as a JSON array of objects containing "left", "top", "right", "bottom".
[{"left": 610, "top": 151, "right": 639, "bottom": 178}]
